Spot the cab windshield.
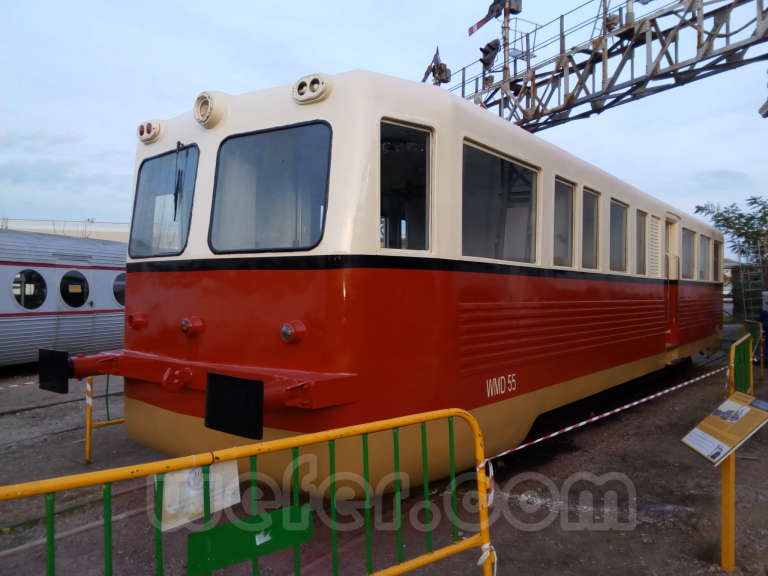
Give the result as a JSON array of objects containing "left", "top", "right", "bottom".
[
  {"left": 209, "top": 122, "right": 331, "bottom": 253},
  {"left": 129, "top": 144, "right": 199, "bottom": 258}
]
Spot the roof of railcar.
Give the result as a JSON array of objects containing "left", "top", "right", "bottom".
[
  {"left": 0, "top": 229, "right": 126, "bottom": 268},
  {"left": 338, "top": 71, "right": 719, "bottom": 237},
  {"left": 145, "top": 69, "right": 721, "bottom": 241}
]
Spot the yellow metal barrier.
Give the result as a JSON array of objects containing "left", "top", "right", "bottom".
[
  {"left": 84, "top": 376, "right": 125, "bottom": 464},
  {"left": 0, "top": 408, "right": 495, "bottom": 576}
]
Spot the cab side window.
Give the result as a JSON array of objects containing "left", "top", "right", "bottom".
[{"left": 380, "top": 122, "right": 430, "bottom": 250}]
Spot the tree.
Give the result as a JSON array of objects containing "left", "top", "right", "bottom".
[
  {"left": 695, "top": 196, "right": 768, "bottom": 261},
  {"left": 696, "top": 196, "right": 768, "bottom": 319}
]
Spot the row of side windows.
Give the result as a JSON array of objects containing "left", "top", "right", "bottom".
[
  {"left": 682, "top": 229, "right": 721, "bottom": 281},
  {"left": 11, "top": 270, "right": 125, "bottom": 311},
  {"left": 379, "top": 123, "right": 539, "bottom": 262},
  {"left": 553, "top": 188, "right": 721, "bottom": 280},
  {"left": 378, "top": 121, "right": 722, "bottom": 281}
]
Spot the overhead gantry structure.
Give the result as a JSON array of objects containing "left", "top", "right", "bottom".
[{"left": 447, "top": 0, "right": 768, "bottom": 131}]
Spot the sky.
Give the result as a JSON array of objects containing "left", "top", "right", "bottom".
[{"left": 0, "top": 1, "right": 766, "bottom": 231}]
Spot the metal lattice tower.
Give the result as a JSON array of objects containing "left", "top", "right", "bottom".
[
  {"left": 739, "top": 239, "right": 766, "bottom": 320},
  {"left": 450, "top": 0, "right": 768, "bottom": 132}
]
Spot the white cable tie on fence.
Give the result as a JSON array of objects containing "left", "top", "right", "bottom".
[
  {"left": 477, "top": 541, "right": 498, "bottom": 576},
  {"left": 486, "top": 459, "right": 494, "bottom": 508},
  {"left": 476, "top": 457, "right": 496, "bottom": 507}
]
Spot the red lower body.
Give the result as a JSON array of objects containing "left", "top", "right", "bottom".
[{"left": 70, "top": 259, "right": 722, "bottom": 439}]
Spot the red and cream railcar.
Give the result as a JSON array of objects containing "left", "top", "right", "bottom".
[{"left": 40, "top": 71, "right": 722, "bottom": 482}]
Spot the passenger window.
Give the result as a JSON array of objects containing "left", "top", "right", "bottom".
[
  {"left": 699, "top": 236, "right": 710, "bottom": 280},
  {"left": 713, "top": 240, "right": 722, "bottom": 282},
  {"left": 609, "top": 200, "right": 627, "bottom": 272},
  {"left": 12, "top": 269, "right": 47, "bottom": 310},
  {"left": 582, "top": 190, "right": 599, "bottom": 269},
  {"left": 380, "top": 122, "right": 430, "bottom": 250},
  {"left": 681, "top": 228, "right": 695, "bottom": 279},
  {"left": 636, "top": 210, "right": 647, "bottom": 275},
  {"left": 113, "top": 273, "right": 126, "bottom": 306},
  {"left": 553, "top": 179, "right": 573, "bottom": 267},
  {"left": 462, "top": 144, "right": 537, "bottom": 262},
  {"left": 60, "top": 271, "right": 89, "bottom": 308}
]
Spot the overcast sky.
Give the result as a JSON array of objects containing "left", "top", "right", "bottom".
[{"left": 1, "top": 1, "right": 766, "bottom": 228}]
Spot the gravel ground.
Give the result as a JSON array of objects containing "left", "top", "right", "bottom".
[{"left": 1, "top": 331, "right": 766, "bottom": 575}]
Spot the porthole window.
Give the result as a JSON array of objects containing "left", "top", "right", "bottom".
[
  {"left": 12, "top": 269, "right": 47, "bottom": 310},
  {"left": 60, "top": 271, "right": 89, "bottom": 308},
  {"left": 113, "top": 273, "right": 126, "bottom": 306}
]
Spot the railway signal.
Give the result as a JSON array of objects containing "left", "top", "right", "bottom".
[
  {"left": 479, "top": 39, "right": 500, "bottom": 71},
  {"left": 468, "top": 0, "right": 520, "bottom": 36},
  {"left": 446, "top": 0, "right": 768, "bottom": 131}
]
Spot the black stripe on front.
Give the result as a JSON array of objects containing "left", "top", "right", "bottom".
[{"left": 125, "top": 254, "right": 725, "bottom": 287}]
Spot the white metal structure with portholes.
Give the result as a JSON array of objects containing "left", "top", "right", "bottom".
[{"left": 0, "top": 230, "right": 126, "bottom": 366}]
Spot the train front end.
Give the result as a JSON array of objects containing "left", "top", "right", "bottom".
[{"left": 39, "top": 73, "right": 433, "bottom": 482}]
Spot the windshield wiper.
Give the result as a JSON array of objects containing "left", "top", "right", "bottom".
[{"left": 173, "top": 140, "right": 184, "bottom": 221}]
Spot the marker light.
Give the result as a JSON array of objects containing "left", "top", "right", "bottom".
[
  {"left": 292, "top": 73, "right": 331, "bottom": 104},
  {"left": 193, "top": 91, "right": 228, "bottom": 128},
  {"left": 137, "top": 120, "right": 162, "bottom": 144}
]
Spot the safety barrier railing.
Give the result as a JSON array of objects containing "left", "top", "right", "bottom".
[
  {"left": 744, "top": 320, "right": 764, "bottom": 381},
  {"left": 84, "top": 375, "right": 124, "bottom": 463},
  {"left": 0, "top": 408, "right": 494, "bottom": 576},
  {"left": 729, "top": 333, "right": 753, "bottom": 394}
]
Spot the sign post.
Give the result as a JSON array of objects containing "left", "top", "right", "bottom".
[
  {"left": 682, "top": 393, "right": 768, "bottom": 572},
  {"left": 720, "top": 454, "right": 735, "bottom": 571}
]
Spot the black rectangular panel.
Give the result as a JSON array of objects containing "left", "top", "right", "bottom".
[
  {"left": 205, "top": 373, "right": 264, "bottom": 439},
  {"left": 38, "top": 349, "right": 71, "bottom": 394}
]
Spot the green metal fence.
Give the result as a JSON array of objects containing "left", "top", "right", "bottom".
[
  {"left": 0, "top": 408, "right": 495, "bottom": 576},
  {"left": 744, "top": 320, "right": 764, "bottom": 381},
  {"left": 730, "top": 333, "right": 753, "bottom": 394}
]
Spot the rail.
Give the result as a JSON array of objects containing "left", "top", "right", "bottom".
[{"left": 0, "top": 408, "right": 495, "bottom": 576}]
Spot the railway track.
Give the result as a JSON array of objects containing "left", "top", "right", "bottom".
[{"left": 513, "top": 350, "right": 730, "bottom": 458}]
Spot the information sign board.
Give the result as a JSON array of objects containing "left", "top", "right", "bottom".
[
  {"left": 159, "top": 460, "right": 241, "bottom": 531},
  {"left": 682, "top": 392, "right": 768, "bottom": 465}
]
